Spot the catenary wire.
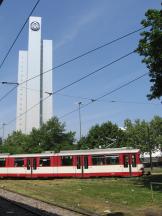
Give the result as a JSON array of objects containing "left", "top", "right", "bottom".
[
  {"left": 19, "top": 27, "right": 147, "bottom": 85},
  {"left": 56, "top": 93, "right": 161, "bottom": 106},
  {"left": 0, "top": 86, "right": 17, "bottom": 103},
  {"left": 0, "top": 26, "right": 147, "bottom": 103},
  {"left": 3, "top": 50, "right": 135, "bottom": 128},
  {"left": 19, "top": 85, "right": 161, "bottom": 106},
  {"left": 59, "top": 72, "right": 148, "bottom": 119},
  {"left": 6, "top": 95, "right": 51, "bottom": 126},
  {"left": 4, "top": 68, "right": 148, "bottom": 129},
  {"left": 0, "top": 50, "right": 134, "bottom": 104},
  {"left": 0, "top": 0, "right": 40, "bottom": 71}
]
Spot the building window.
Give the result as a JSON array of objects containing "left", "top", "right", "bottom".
[
  {"left": 39, "top": 157, "right": 50, "bottom": 167},
  {"left": 61, "top": 156, "right": 73, "bottom": 166},
  {"left": 14, "top": 158, "right": 24, "bottom": 167},
  {"left": 0, "top": 158, "right": 6, "bottom": 167}
]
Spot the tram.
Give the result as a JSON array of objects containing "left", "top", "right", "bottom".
[{"left": 0, "top": 147, "right": 144, "bottom": 178}]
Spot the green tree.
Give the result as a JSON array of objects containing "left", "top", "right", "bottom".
[
  {"left": 24, "top": 128, "right": 43, "bottom": 153},
  {"left": 124, "top": 116, "right": 162, "bottom": 169},
  {"left": 38, "top": 117, "right": 76, "bottom": 152},
  {"left": 136, "top": 7, "right": 162, "bottom": 100},
  {"left": 150, "top": 116, "right": 162, "bottom": 149},
  {"left": 78, "top": 121, "right": 126, "bottom": 149},
  {"left": 1, "top": 131, "right": 29, "bottom": 154},
  {"left": 124, "top": 119, "right": 148, "bottom": 152},
  {"left": 2, "top": 117, "right": 76, "bottom": 154},
  {"left": 77, "top": 136, "right": 88, "bottom": 149}
]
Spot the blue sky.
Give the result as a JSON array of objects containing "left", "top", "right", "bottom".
[{"left": 0, "top": 0, "right": 161, "bottom": 139}]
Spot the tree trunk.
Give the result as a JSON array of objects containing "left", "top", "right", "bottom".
[
  {"left": 149, "top": 149, "right": 153, "bottom": 171},
  {"left": 147, "top": 126, "right": 153, "bottom": 171}
]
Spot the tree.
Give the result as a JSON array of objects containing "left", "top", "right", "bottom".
[
  {"left": 38, "top": 117, "right": 76, "bottom": 152},
  {"left": 24, "top": 128, "right": 43, "bottom": 153},
  {"left": 1, "top": 131, "right": 29, "bottom": 154},
  {"left": 124, "top": 116, "right": 162, "bottom": 169},
  {"left": 2, "top": 117, "right": 76, "bottom": 154},
  {"left": 77, "top": 136, "right": 88, "bottom": 149},
  {"left": 124, "top": 119, "right": 148, "bottom": 152},
  {"left": 136, "top": 7, "right": 162, "bottom": 100},
  {"left": 78, "top": 121, "right": 126, "bottom": 149},
  {"left": 149, "top": 116, "right": 162, "bottom": 149}
]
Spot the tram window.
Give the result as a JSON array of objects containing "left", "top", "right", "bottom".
[
  {"left": 77, "top": 156, "right": 81, "bottom": 169},
  {"left": 40, "top": 157, "right": 50, "bottom": 167},
  {"left": 33, "top": 158, "right": 37, "bottom": 170},
  {"left": 124, "top": 155, "right": 129, "bottom": 168},
  {"left": 27, "top": 159, "right": 30, "bottom": 170},
  {"left": 14, "top": 158, "right": 24, "bottom": 167},
  {"left": 0, "top": 158, "right": 6, "bottom": 167},
  {"left": 61, "top": 156, "right": 73, "bottom": 166},
  {"left": 105, "top": 155, "right": 119, "bottom": 165},
  {"left": 84, "top": 156, "right": 88, "bottom": 169},
  {"left": 132, "top": 154, "right": 136, "bottom": 167},
  {"left": 92, "top": 155, "right": 105, "bottom": 165}
]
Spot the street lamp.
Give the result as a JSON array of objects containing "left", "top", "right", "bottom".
[{"left": 78, "top": 102, "right": 82, "bottom": 140}]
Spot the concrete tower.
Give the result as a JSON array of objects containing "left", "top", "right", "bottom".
[{"left": 16, "top": 16, "right": 53, "bottom": 134}]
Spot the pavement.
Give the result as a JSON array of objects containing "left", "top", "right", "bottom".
[{"left": 0, "top": 197, "right": 38, "bottom": 216}]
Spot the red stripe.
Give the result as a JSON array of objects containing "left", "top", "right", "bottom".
[{"left": 0, "top": 171, "right": 143, "bottom": 178}]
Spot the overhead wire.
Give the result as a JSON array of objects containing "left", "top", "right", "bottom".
[
  {"left": 0, "top": 0, "right": 40, "bottom": 71},
  {"left": 2, "top": 50, "right": 142, "bottom": 129},
  {"left": 59, "top": 72, "right": 149, "bottom": 119},
  {"left": 0, "top": 0, "right": 40, "bottom": 103},
  {"left": 6, "top": 94, "right": 50, "bottom": 126},
  {"left": 18, "top": 85, "right": 161, "bottom": 106},
  {"left": 0, "top": 85, "right": 17, "bottom": 103},
  {"left": 0, "top": 26, "right": 147, "bottom": 103},
  {"left": 0, "top": 49, "right": 134, "bottom": 104},
  {"left": 0, "top": 24, "right": 151, "bottom": 130},
  {"left": 56, "top": 93, "right": 161, "bottom": 106},
  {"left": 19, "top": 26, "right": 147, "bottom": 85}
]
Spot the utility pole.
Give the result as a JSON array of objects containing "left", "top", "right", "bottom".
[
  {"left": 78, "top": 102, "right": 82, "bottom": 140},
  {"left": 147, "top": 125, "right": 153, "bottom": 170}
]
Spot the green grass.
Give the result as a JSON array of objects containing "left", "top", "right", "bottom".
[
  {"left": 0, "top": 176, "right": 162, "bottom": 216},
  {"left": 145, "top": 167, "right": 162, "bottom": 174}
]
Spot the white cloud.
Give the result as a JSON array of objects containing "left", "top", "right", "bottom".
[{"left": 55, "top": 7, "right": 103, "bottom": 49}]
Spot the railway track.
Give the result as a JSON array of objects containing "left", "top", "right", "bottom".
[{"left": 0, "top": 188, "right": 99, "bottom": 216}]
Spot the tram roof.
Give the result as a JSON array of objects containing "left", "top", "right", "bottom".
[
  {"left": 0, "top": 147, "right": 140, "bottom": 158},
  {"left": 59, "top": 147, "right": 140, "bottom": 156}
]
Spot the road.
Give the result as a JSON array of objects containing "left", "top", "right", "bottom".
[{"left": 0, "top": 197, "right": 58, "bottom": 216}]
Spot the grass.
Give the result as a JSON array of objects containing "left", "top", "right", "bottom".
[
  {"left": 145, "top": 167, "right": 162, "bottom": 174},
  {"left": 0, "top": 176, "right": 162, "bottom": 216}
]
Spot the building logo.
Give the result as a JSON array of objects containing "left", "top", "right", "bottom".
[{"left": 30, "top": 21, "right": 40, "bottom": 31}]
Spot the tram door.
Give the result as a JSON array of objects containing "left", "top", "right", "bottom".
[
  {"left": 76, "top": 156, "right": 89, "bottom": 177},
  {"left": 26, "top": 158, "right": 37, "bottom": 178},
  {"left": 123, "top": 154, "right": 132, "bottom": 176}
]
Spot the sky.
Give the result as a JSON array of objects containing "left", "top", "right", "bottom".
[{"left": 0, "top": 0, "right": 161, "bottom": 139}]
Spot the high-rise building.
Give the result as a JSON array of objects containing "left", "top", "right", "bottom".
[{"left": 16, "top": 17, "right": 53, "bottom": 134}]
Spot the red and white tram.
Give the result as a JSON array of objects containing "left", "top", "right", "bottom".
[{"left": 0, "top": 148, "right": 144, "bottom": 178}]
